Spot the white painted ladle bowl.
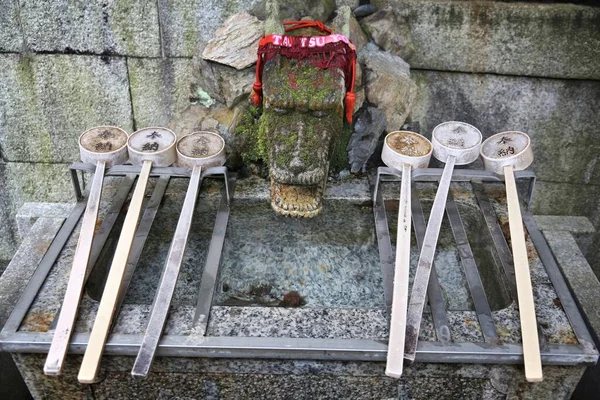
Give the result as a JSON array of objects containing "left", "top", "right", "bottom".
[
  {"left": 381, "top": 131, "right": 432, "bottom": 379},
  {"left": 481, "top": 131, "right": 541, "bottom": 382},
  {"left": 404, "top": 121, "right": 482, "bottom": 362},
  {"left": 132, "top": 131, "right": 226, "bottom": 379},
  {"left": 78, "top": 127, "right": 176, "bottom": 384},
  {"left": 45, "top": 126, "right": 129, "bottom": 376}
]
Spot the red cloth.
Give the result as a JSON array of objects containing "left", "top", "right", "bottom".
[{"left": 251, "top": 20, "right": 357, "bottom": 124}]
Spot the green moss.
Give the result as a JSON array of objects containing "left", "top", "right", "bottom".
[
  {"left": 234, "top": 105, "right": 266, "bottom": 163},
  {"left": 329, "top": 123, "right": 351, "bottom": 173}
]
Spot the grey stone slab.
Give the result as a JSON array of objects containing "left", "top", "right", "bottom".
[
  {"left": 0, "top": 54, "right": 133, "bottom": 163},
  {"left": 16, "top": 202, "right": 74, "bottom": 239},
  {"left": 128, "top": 57, "right": 195, "bottom": 129},
  {"left": 410, "top": 70, "right": 600, "bottom": 186},
  {"left": 0, "top": 217, "right": 64, "bottom": 326},
  {"left": 159, "top": 0, "right": 263, "bottom": 58},
  {"left": 531, "top": 181, "right": 600, "bottom": 228},
  {"left": 20, "top": 0, "right": 160, "bottom": 56},
  {"left": 535, "top": 215, "right": 596, "bottom": 235},
  {"left": 0, "top": 162, "right": 76, "bottom": 261},
  {"left": 0, "top": 0, "right": 23, "bottom": 52},
  {"left": 366, "top": 0, "right": 600, "bottom": 80},
  {"left": 544, "top": 231, "right": 600, "bottom": 344}
]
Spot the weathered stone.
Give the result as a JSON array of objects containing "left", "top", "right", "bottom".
[
  {"left": 193, "top": 57, "right": 255, "bottom": 108},
  {"left": 251, "top": 0, "right": 336, "bottom": 23},
  {"left": 128, "top": 58, "right": 195, "bottom": 129},
  {"left": 336, "top": 0, "right": 360, "bottom": 9},
  {"left": 331, "top": 6, "right": 369, "bottom": 53},
  {"left": 16, "top": 202, "right": 74, "bottom": 239},
  {"left": 360, "top": 44, "right": 417, "bottom": 131},
  {"left": 20, "top": 0, "right": 160, "bottom": 56},
  {"left": 202, "top": 13, "right": 264, "bottom": 70},
  {"left": 353, "top": 87, "right": 365, "bottom": 115},
  {"left": 353, "top": 4, "right": 378, "bottom": 18},
  {"left": 0, "top": 0, "right": 23, "bottom": 52},
  {"left": 0, "top": 54, "right": 133, "bottom": 163},
  {"left": 410, "top": 70, "right": 600, "bottom": 185},
  {"left": 367, "top": 0, "right": 600, "bottom": 80},
  {"left": 347, "top": 107, "right": 387, "bottom": 174},
  {"left": 0, "top": 162, "right": 75, "bottom": 260},
  {"left": 159, "top": 0, "right": 263, "bottom": 57}
]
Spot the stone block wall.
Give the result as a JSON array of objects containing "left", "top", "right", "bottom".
[{"left": 0, "top": 0, "right": 262, "bottom": 260}]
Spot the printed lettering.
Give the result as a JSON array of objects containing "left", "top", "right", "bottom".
[
  {"left": 315, "top": 37, "right": 325, "bottom": 47},
  {"left": 301, "top": 37, "right": 308, "bottom": 47},
  {"left": 272, "top": 35, "right": 282, "bottom": 45},
  {"left": 146, "top": 131, "right": 162, "bottom": 139},
  {"left": 282, "top": 36, "right": 291, "bottom": 47},
  {"left": 308, "top": 37, "right": 316, "bottom": 47},
  {"left": 95, "top": 142, "right": 112, "bottom": 152}
]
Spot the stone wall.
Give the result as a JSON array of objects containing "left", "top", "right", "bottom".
[
  {"left": 0, "top": 0, "right": 263, "bottom": 260},
  {"left": 1, "top": 0, "right": 599, "bottom": 263}
]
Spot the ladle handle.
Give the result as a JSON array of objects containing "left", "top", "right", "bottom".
[
  {"left": 386, "top": 164, "right": 412, "bottom": 378},
  {"left": 131, "top": 165, "right": 203, "bottom": 379},
  {"left": 404, "top": 155, "right": 456, "bottom": 361},
  {"left": 44, "top": 160, "right": 106, "bottom": 375},
  {"left": 504, "top": 164, "right": 543, "bottom": 382},
  {"left": 78, "top": 160, "right": 153, "bottom": 384}
]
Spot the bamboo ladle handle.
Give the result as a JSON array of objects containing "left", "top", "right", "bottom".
[
  {"left": 504, "top": 164, "right": 543, "bottom": 382},
  {"left": 78, "top": 160, "right": 152, "bottom": 383}
]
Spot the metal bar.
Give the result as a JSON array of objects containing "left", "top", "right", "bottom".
[
  {"left": 372, "top": 175, "right": 394, "bottom": 308},
  {"left": 410, "top": 189, "right": 451, "bottom": 343},
  {"left": 522, "top": 209, "right": 598, "bottom": 352},
  {"left": 1, "top": 202, "right": 86, "bottom": 334},
  {"left": 472, "top": 182, "right": 519, "bottom": 301},
  {"left": 70, "top": 163, "right": 230, "bottom": 182},
  {"left": 115, "top": 175, "right": 170, "bottom": 318},
  {"left": 132, "top": 167, "right": 204, "bottom": 378},
  {"left": 405, "top": 156, "right": 456, "bottom": 361},
  {"left": 70, "top": 168, "right": 83, "bottom": 201},
  {"left": 193, "top": 174, "right": 235, "bottom": 327},
  {"left": 373, "top": 167, "right": 537, "bottom": 204},
  {"left": 446, "top": 192, "right": 499, "bottom": 343},
  {"left": 1, "top": 331, "right": 596, "bottom": 365}
]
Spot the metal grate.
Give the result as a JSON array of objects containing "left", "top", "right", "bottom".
[{"left": 0, "top": 164, "right": 597, "bottom": 366}]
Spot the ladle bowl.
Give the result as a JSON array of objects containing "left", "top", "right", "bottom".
[
  {"left": 79, "top": 127, "right": 177, "bottom": 384},
  {"left": 45, "top": 126, "right": 128, "bottom": 376},
  {"left": 480, "top": 131, "right": 533, "bottom": 175},
  {"left": 481, "top": 131, "right": 542, "bottom": 382},
  {"left": 132, "top": 131, "right": 226, "bottom": 379},
  {"left": 404, "top": 121, "right": 482, "bottom": 362},
  {"left": 381, "top": 131, "right": 432, "bottom": 379}
]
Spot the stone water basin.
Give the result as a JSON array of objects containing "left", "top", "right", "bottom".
[{"left": 18, "top": 174, "right": 576, "bottom": 348}]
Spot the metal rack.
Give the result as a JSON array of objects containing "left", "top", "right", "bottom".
[{"left": 0, "top": 164, "right": 597, "bottom": 366}]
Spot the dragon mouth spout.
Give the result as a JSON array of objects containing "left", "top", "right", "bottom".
[{"left": 270, "top": 179, "right": 324, "bottom": 218}]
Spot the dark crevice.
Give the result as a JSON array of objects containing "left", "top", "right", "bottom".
[
  {"left": 410, "top": 66, "right": 600, "bottom": 83},
  {"left": 125, "top": 57, "right": 137, "bottom": 132}
]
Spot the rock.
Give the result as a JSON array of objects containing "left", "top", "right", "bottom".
[
  {"left": 202, "top": 13, "right": 264, "bottom": 70},
  {"left": 353, "top": 87, "right": 365, "bottom": 115},
  {"left": 353, "top": 4, "right": 378, "bottom": 18},
  {"left": 0, "top": 53, "right": 133, "bottom": 163},
  {"left": 192, "top": 57, "right": 255, "bottom": 108},
  {"left": 362, "top": 0, "right": 600, "bottom": 80},
  {"left": 159, "top": 0, "right": 263, "bottom": 57},
  {"left": 331, "top": 6, "right": 369, "bottom": 53},
  {"left": 20, "top": 0, "right": 160, "bottom": 56},
  {"left": 361, "top": 8, "right": 412, "bottom": 60},
  {"left": 410, "top": 69, "right": 600, "bottom": 185},
  {"left": 167, "top": 104, "right": 244, "bottom": 169},
  {"left": 251, "top": 0, "right": 335, "bottom": 22},
  {"left": 0, "top": 1, "right": 22, "bottom": 52},
  {"left": 347, "top": 107, "right": 387, "bottom": 174},
  {"left": 128, "top": 58, "right": 195, "bottom": 129},
  {"left": 360, "top": 44, "right": 417, "bottom": 131}
]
